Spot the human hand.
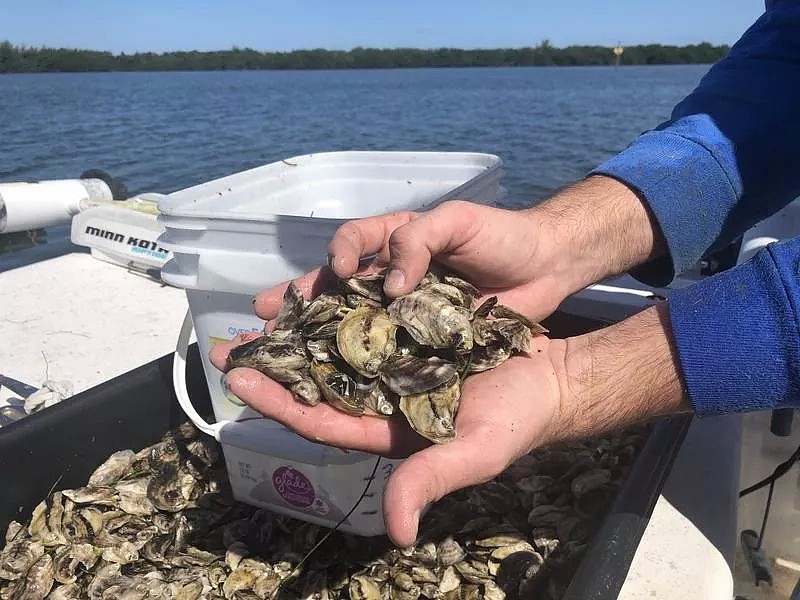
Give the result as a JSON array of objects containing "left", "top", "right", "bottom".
[
  {"left": 210, "top": 333, "right": 571, "bottom": 547},
  {"left": 253, "top": 175, "right": 665, "bottom": 325},
  {"left": 253, "top": 200, "right": 572, "bottom": 327}
]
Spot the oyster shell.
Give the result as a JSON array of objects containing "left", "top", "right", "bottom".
[
  {"left": 0, "top": 538, "right": 44, "bottom": 580},
  {"left": 223, "top": 267, "right": 548, "bottom": 445},
  {"left": 380, "top": 355, "right": 457, "bottom": 397},
  {"left": 442, "top": 275, "right": 482, "bottom": 299},
  {"left": 399, "top": 376, "right": 461, "bottom": 444},
  {"left": 299, "top": 293, "right": 346, "bottom": 326},
  {"left": 305, "top": 339, "right": 333, "bottom": 362},
  {"left": 349, "top": 573, "right": 382, "bottom": 600},
  {"left": 88, "top": 450, "right": 136, "bottom": 487},
  {"left": 274, "top": 281, "right": 307, "bottom": 330},
  {"left": 357, "top": 380, "right": 396, "bottom": 417},
  {"left": 225, "top": 330, "right": 309, "bottom": 383},
  {"left": 290, "top": 375, "right": 322, "bottom": 407},
  {"left": 387, "top": 288, "right": 474, "bottom": 353},
  {"left": 309, "top": 360, "right": 364, "bottom": 415},
  {"left": 7, "top": 553, "right": 54, "bottom": 599},
  {"left": 467, "top": 344, "right": 512, "bottom": 373},
  {"left": 0, "top": 420, "right": 648, "bottom": 600},
  {"left": 0, "top": 405, "right": 27, "bottom": 427},
  {"left": 336, "top": 307, "right": 397, "bottom": 378},
  {"left": 490, "top": 304, "right": 549, "bottom": 335},
  {"left": 341, "top": 271, "right": 386, "bottom": 303}
]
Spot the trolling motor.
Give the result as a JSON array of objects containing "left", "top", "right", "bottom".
[
  {"left": 0, "top": 169, "right": 171, "bottom": 276},
  {"left": 0, "top": 169, "right": 128, "bottom": 234}
]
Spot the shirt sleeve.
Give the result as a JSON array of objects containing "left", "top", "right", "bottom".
[
  {"left": 667, "top": 237, "right": 800, "bottom": 415},
  {"left": 589, "top": 1, "right": 800, "bottom": 286}
]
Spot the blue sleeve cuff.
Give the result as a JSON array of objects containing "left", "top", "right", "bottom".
[
  {"left": 667, "top": 238, "right": 800, "bottom": 416},
  {"left": 590, "top": 120, "right": 740, "bottom": 286}
]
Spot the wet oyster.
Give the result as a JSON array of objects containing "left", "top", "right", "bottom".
[
  {"left": 387, "top": 287, "right": 474, "bottom": 353},
  {"left": 274, "top": 281, "right": 307, "bottom": 330},
  {"left": 225, "top": 329, "right": 309, "bottom": 383},
  {"left": 336, "top": 307, "right": 397, "bottom": 378},
  {"left": 299, "top": 293, "right": 347, "bottom": 327},
  {"left": 0, "top": 405, "right": 27, "bottom": 427},
  {"left": 0, "top": 420, "right": 648, "bottom": 600},
  {"left": 309, "top": 360, "right": 364, "bottom": 415},
  {"left": 224, "top": 267, "right": 548, "bottom": 445},
  {"left": 380, "top": 355, "right": 457, "bottom": 397},
  {"left": 399, "top": 376, "right": 461, "bottom": 444},
  {"left": 341, "top": 271, "right": 386, "bottom": 303},
  {"left": 357, "top": 380, "right": 396, "bottom": 417}
]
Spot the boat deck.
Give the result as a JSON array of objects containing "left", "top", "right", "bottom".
[{"left": 1, "top": 251, "right": 189, "bottom": 400}]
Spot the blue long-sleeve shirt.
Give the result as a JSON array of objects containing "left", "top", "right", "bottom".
[{"left": 589, "top": 0, "right": 800, "bottom": 416}]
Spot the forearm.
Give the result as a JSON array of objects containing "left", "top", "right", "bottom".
[
  {"left": 547, "top": 236, "right": 800, "bottom": 442},
  {"left": 546, "top": 302, "right": 691, "bottom": 445},
  {"left": 529, "top": 175, "right": 668, "bottom": 295}
]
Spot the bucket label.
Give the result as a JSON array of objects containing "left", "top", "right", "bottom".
[{"left": 272, "top": 466, "right": 315, "bottom": 508}]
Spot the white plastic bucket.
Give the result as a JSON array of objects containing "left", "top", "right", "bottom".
[{"left": 158, "top": 150, "right": 504, "bottom": 535}]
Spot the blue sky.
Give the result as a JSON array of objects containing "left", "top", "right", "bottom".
[{"left": 1, "top": 1, "right": 765, "bottom": 53}]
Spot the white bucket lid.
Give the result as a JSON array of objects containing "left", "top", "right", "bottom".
[{"left": 158, "top": 151, "right": 502, "bottom": 222}]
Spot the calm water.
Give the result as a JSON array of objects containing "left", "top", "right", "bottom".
[{"left": 0, "top": 65, "right": 710, "bottom": 259}]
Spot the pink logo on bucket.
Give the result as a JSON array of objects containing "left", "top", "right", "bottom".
[{"left": 272, "top": 467, "right": 315, "bottom": 508}]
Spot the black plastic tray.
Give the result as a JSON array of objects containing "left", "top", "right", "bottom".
[{"left": 0, "top": 313, "right": 690, "bottom": 600}]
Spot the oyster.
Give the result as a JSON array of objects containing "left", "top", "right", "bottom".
[
  {"left": 336, "top": 307, "right": 397, "bottom": 378},
  {"left": 490, "top": 305, "right": 549, "bottom": 335},
  {"left": 442, "top": 275, "right": 482, "bottom": 299},
  {"left": 299, "top": 293, "right": 347, "bottom": 327},
  {"left": 387, "top": 288, "right": 474, "bottom": 353},
  {"left": 357, "top": 380, "right": 396, "bottom": 417},
  {"left": 222, "top": 267, "right": 548, "bottom": 445},
  {"left": 0, "top": 405, "right": 27, "bottom": 427},
  {"left": 467, "top": 344, "right": 512, "bottom": 373},
  {"left": 290, "top": 375, "right": 322, "bottom": 407},
  {"left": 399, "top": 376, "right": 461, "bottom": 444},
  {"left": 0, "top": 419, "right": 648, "bottom": 600},
  {"left": 7, "top": 553, "right": 54, "bottom": 599},
  {"left": 380, "top": 355, "right": 457, "bottom": 397},
  {"left": 0, "top": 538, "right": 44, "bottom": 580},
  {"left": 225, "top": 330, "right": 309, "bottom": 384},
  {"left": 309, "top": 360, "right": 364, "bottom": 416},
  {"left": 349, "top": 573, "right": 382, "bottom": 600},
  {"left": 341, "top": 271, "right": 386, "bottom": 303},
  {"left": 305, "top": 339, "right": 333, "bottom": 362},
  {"left": 274, "top": 281, "right": 306, "bottom": 330},
  {"left": 88, "top": 450, "right": 136, "bottom": 487}
]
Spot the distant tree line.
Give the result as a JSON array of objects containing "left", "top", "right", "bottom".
[{"left": 0, "top": 40, "right": 729, "bottom": 73}]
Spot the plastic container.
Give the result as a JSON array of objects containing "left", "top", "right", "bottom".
[
  {"left": 156, "top": 151, "right": 504, "bottom": 535},
  {"left": 218, "top": 420, "right": 397, "bottom": 533}
]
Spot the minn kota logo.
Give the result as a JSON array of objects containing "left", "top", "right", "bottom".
[{"left": 84, "top": 225, "right": 169, "bottom": 256}]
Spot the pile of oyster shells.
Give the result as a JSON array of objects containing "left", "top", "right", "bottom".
[
  {"left": 226, "top": 268, "right": 547, "bottom": 444},
  {"left": 0, "top": 381, "right": 74, "bottom": 428},
  {"left": 0, "top": 421, "right": 647, "bottom": 600}
]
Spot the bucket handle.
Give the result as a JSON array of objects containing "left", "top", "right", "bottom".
[{"left": 173, "top": 308, "right": 230, "bottom": 441}]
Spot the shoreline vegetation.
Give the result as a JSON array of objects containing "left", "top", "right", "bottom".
[{"left": 0, "top": 40, "right": 729, "bottom": 73}]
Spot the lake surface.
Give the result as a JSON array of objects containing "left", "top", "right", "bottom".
[{"left": 0, "top": 65, "right": 710, "bottom": 259}]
